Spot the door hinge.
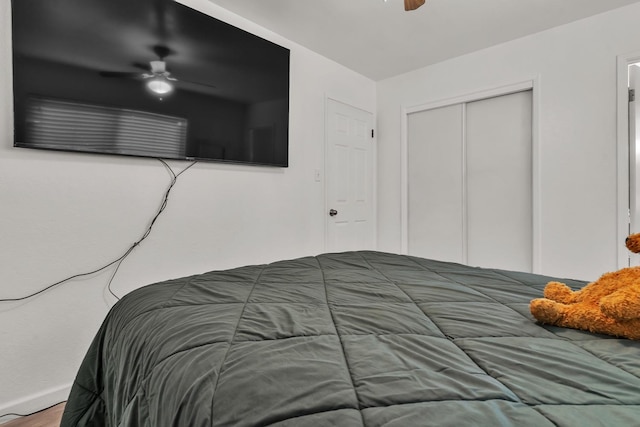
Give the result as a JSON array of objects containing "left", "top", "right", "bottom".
[{"left": 630, "top": 89, "right": 636, "bottom": 102}]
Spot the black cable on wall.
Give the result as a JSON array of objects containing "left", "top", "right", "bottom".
[{"left": 0, "top": 158, "right": 197, "bottom": 303}]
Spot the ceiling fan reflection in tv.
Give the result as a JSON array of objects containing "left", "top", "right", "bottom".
[{"left": 99, "top": 45, "right": 217, "bottom": 100}]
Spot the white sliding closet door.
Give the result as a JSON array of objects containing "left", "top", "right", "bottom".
[
  {"left": 407, "top": 90, "right": 533, "bottom": 272},
  {"left": 466, "top": 91, "right": 532, "bottom": 271},
  {"left": 407, "top": 104, "right": 464, "bottom": 262}
]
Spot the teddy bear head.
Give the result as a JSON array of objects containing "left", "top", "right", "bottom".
[{"left": 626, "top": 233, "right": 640, "bottom": 254}]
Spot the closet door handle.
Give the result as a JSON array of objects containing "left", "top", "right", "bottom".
[{"left": 329, "top": 209, "right": 338, "bottom": 217}]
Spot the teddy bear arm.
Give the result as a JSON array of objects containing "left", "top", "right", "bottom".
[
  {"left": 531, "top": 294, "right": 640, "bottom": 339},
  {"left": 600, "top": 288, "right": 640, "bottom": 321},
  {"left": 530, "top": 298, "right": 566, "bottom": 324},
  {"left": 543, "top": 281, "right": 577, "bottom": 303}
]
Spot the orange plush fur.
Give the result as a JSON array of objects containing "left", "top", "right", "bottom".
[{"left": 529, "top": 233, "right": 640, "bottom": 340}]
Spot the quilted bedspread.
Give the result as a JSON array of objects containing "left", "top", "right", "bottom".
[{"left": 61, "top": 251, "right": 640, "bottom": 426}]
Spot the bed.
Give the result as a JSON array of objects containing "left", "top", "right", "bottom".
[{"left": 60, "top": 251, "right": 640, "bottom": 426}]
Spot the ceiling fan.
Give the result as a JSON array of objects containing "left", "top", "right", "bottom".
[
  {"left": 99, "top": 45, "right": 216, "bottom": 98},
  {"left": 404, "top": 0, "right": 426, "bottom": 11}
]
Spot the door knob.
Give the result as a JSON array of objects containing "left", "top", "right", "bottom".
[{"left": 329, "top": 209, "right": 338, "bottom": 217}]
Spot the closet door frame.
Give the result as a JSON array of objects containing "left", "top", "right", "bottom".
[
  {"left": 616, "top": 51, "right": 640, "bottom": 269},
  {"left": 400, "top": 78, "right": 541, "bottom": 273}
]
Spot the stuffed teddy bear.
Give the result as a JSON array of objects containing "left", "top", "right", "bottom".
[{"left": 529, "top": 233, "right": 640, "bottom": 340}]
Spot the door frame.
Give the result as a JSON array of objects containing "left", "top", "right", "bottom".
[
  {"left": 400, "top": 78, "right": 541, "bottom": 272},
  {"left": 324, "top": 95, "right": 377, "bottom": 252},
  {"left": 616, "top": 51, "right": 640, "bottom": 268}
]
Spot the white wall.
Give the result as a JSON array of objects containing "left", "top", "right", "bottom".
[
  {"left": 377, "top": 3, "right": 640, "bottom": 281},
  {"left": 0, "top": 0, "right": 375, "bottom": 417}
]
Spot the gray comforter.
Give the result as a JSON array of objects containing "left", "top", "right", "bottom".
[{"left": 61, "top": 251, "right": 640, "bottom": 426}]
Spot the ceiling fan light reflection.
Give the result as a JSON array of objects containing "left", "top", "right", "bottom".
[{"left": 147, "top": 78, "right": 173, "bottom": 95}]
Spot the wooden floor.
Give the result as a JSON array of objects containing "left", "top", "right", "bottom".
[{"left": 2, "top": 403, "right": 65, "bottom": 427}]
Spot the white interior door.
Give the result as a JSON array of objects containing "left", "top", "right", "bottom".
[
  {"left": 325, "top": 99, "right": 375, "bottom": 252},
  {"left": 629, "top": 65, "right": 640, "bottom": 265},
  {"left": 407, "top": 90, "right": 533, "bottom": 271}
]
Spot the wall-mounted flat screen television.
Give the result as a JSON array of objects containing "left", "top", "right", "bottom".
[{"left": 11, "top": 0, "right": 290, "bottom": 167}]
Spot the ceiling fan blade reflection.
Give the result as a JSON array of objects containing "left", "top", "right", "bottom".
[
  {"left": 132, "top": 62, "right": 151, "bottom": 71},
  {"left": 178, "top": 78, "right": 217, "bottom": 90},
  {"left": 404, "top": 0, "right": 426, "bottom": 11},
  {"left": 99, "top": 71, "right": 141, "bottom": 78}
]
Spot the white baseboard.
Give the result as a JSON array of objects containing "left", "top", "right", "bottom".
[{"left": 0, "top": 383, "right": 71, "bottom": 424}]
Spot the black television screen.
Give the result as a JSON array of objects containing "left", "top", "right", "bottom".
[{"left": 11, "top": 0, "right": 290, "bottom": 166}]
